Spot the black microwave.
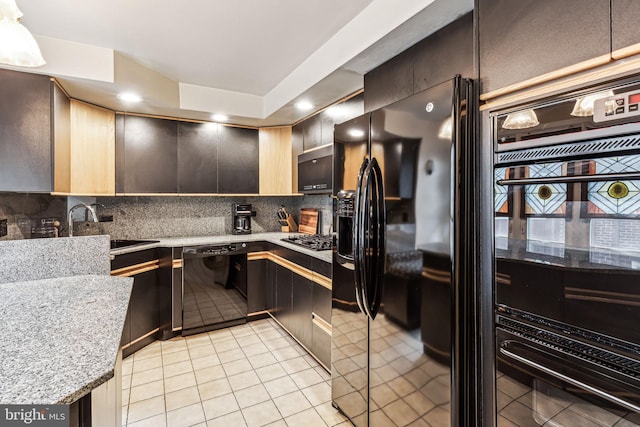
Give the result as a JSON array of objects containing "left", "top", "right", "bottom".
[{"left": 297, "top": 145, "right": 332, "bottom": 194}]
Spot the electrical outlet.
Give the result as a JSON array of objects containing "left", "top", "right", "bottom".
[{"left": 0, "top": 219, "right": 7, "bottom": 237}]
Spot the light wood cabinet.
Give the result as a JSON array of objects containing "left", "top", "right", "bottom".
[
  {"left": 55, "top": 100, "right": 115, "bottom": 195},
  {"left": 259, "top": 126, "right": 293, "bottom": 195}
]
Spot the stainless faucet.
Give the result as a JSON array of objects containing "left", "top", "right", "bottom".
[{"left": 68, "top": 204, "right": 98, "bottom": 237}]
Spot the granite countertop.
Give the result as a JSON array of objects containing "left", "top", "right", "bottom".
[
  {"left": 110, "top": 232, "right": 333, "bottom": 263},
  {"left": 0, "top": 275, "right": 133, "bottom": 404}
]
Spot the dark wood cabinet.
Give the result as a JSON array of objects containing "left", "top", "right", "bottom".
[
  {"left": 311, "top": 281, "right": 332, "bottom": 369},
  {"left": 412, "top": 13, "right": 473, "bottom": 93},
  {"left": 312, "top": 284, "right": 331, "bottom": 324},
  {"left": 116, "top": 114, "right": 178, "bottom": 193},
  {"left": 217, "top": 126, "right": 259, "bottom": 193},
  {"left": 0, "top": 69, "right": 68, "bottom": 192},
  {"left": 111, "top": 249, "right": 160, "bottom": 357},
  {"left": 612, "top": 0, "right": 640, "bottom": 55},
  {"left": 364, "top": 49, "right": 414, "bottom": 113},
  {"left": 302, "top": 114, "right": 323, "bottom": 151},
  {"left": 364, "top": 13, "right": 472, "bottom": 112},
  {"left": 178, "top": 121, "right": 218, "bottom": 193},
  {"left": 275, "top": 263, "right": 293, "bottom": 331},
  {"left": 129, "top": 269, "right": 159, "bottom": 342},
  {"left": 292, "top": 273, "right": 313, "bottom": 349},
  {"left": 248, "top": 258, "right": 268, "bottom": 313},
  {"left": 478, "top": 0, "right": 610, "bottom": 95}
]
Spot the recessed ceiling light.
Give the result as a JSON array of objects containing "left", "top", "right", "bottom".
[
  {"left": 117, "top": 92, "right": 142, "bottom": 103},
  {"left": 211, "top": 113, "right": 229, "bottom": 122},
  {"left": 348, "top": 128, "right": 365, "bottom": 138},
  {"left": 295, "top": 101, "right": 314, "bottom": 111}
]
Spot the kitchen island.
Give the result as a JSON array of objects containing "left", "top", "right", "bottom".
[{"left": 0, "top": 274, "right": 132, "bottom": 424}]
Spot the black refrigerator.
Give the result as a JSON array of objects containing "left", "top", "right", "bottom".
[{"left": 331, "top": 76, "right": 476, "bottom": 426}]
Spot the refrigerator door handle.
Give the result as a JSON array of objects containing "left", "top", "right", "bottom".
[
  {"left": 360, "top": 159, "right": 375, "bottom": 320},
  {"left": 353, "top": 158, "right": 369, "bottom": 316},
  {"left": 367, "top": 158, "right": 385, "bottom": 319}
]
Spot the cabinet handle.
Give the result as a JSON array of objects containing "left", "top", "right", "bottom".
[
  {"left": 311, "top": 312, "right": 332, "bottom": 335},
  {"left": 111, "top": 260, "right": 159, "bottom": 277}
]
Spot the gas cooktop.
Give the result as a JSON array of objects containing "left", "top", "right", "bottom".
[{"left": 281, "top": 234, "right": 333, "bottom": 251}]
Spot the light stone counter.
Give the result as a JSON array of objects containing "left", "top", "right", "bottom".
[
  {"left": 110, "top": 232, "right": 333, "bottom": 264},
  {"left": 0, "top": 275, "right": 132, "bottom": 404}
]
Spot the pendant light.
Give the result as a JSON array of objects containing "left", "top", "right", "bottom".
[
  {"left": 0, "top": 0, "right": 45, "bottom": 67},
  {"left": 502, "top": 109, "right": 539, "bottom": 130}
]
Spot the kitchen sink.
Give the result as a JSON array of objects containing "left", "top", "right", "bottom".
[{"left": 110, "top": 239, "right": 159, "bottom": 249}]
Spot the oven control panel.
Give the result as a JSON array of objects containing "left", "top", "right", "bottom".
[{"left": 594, "top": 89, "right": 640, "bottom": 122}]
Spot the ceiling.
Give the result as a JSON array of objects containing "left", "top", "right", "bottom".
[{"left": 9, "top": 0, "right": 472, "bottom": 127}]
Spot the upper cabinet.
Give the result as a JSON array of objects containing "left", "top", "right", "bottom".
[
  {"left": 217, "top": 125, "right": 259, "bottom": 194},
  {"left": 55, "top": 100, "right": 115, "bottom": 195},
  {"left": 302, "top": 114, "right": 323, "bottom": 151},
  {"left": 296, "top": 93, "right": 365, "bottom": 152},
  {"left": 612, "top": 0, "right": 640, "bottom": 58},
  {"left": 364, "top": 13, "right": 472, "bottom": 112},
  {"left": 116, "top": 114, "right": 178, "bottom": 194},
  {"left": 177, "top": 121, "right": 218, "bottom": 194},
  {"left": 478, "top": 0, "right": 610, "bottom": 98},
  {"left": 259, "top": 127, "right": 293, "bottom": 195},
  {"left": 116, "top": 115, "right": 260, "bottom": 195},
  {"left": 364, "top": 51, "right": 414, "bottom": 113},
  {"left": 0, "top": 69, "right": 68, "bottom": 193}
]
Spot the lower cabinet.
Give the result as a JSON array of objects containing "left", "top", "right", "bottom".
[
  {"left": 111, "top": 249, "right": 160, "bottom": 358},
  {"left": 248, "top": 249, "right": 332, "bottom": 369},
  {"left": 275, "top": 264, "right": 293, "bottom": 331},
  {"left": 291, "top": 274, "right": 313, "bottom": 350}
]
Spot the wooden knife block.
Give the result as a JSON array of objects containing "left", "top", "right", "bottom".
[{"left": 281, "top": 215, "right": 298, "bottom": 232}]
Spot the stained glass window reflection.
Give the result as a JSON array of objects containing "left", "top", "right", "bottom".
[
  {"left": 524, "top": 163, "right": 567, "bottom": 216},
  {"left": 587, "top": 155, "right": 640, "bottom": 216},
  {"left": 494, "top": 167, "right": 510, "bottom": 214}
]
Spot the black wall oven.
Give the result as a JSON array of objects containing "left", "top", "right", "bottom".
[{"left": 493, "top": 77, "right": 640, "bottom": 426}]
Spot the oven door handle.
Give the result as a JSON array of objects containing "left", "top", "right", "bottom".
[
  {"left": 496, "top": 171, "right": 640, "bottom": 186},
  {"left": 499, "top": 346, "right": 640, "bottom": 414}
]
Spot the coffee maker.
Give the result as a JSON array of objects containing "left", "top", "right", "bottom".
[{"left": 232, "top": 203, "right": 256, "bottom": 235}]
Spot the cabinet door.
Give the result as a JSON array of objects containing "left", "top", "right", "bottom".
[
  {"left": 292, "top": 123, "right": 304, "bottom": 194},
  {"left": 117, "top": 115, "right": 178, "bottom": 193},
  {"left": 478, "top": 0, "right": 610, "bottom": 96},
  {"left": 247, "top": 259, "right": 267, "bottom": 313},
  {"left": 413, "top": 13, "right": 473, "bottom": 93},
  {"left": 67, "top": 101, "right": 115, "bottom": 195},
  {"left": 364, "top": 50, "right": 413, "bottom": 113},
  {"left": 178, "top": 121, "right": 218, "bottom": 193},
  {"left": 312, "top": 322, "right": 331, "bottom": 369},
  {"left": 275, "top": 264, "right": 293, "bottom": 330},
  {"left": 130, "top": 269, "right": 159, "bottom": 342},
  {"left": 0, "top": 69, "right": 53, "bottom": 192},
  {"left": 218, "top": 126, "right": 259, "bottom": 193},
  {"left": 612, "top": 0, "right": 640, "bottom": 56},
  {"left": 259, "top": 127, "right": 292, "bottom": 195},
  {"left": 302, "top": 114, "right": 323, "bottom": 151},
  {"left": 266, "top": 260, "right": 276, "bottom": 313},
  {"left": 292, "top": 273, "right": 313, "bottom": 350}
]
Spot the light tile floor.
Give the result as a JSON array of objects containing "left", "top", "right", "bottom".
[{"left": 122, "top": 318, "right": 352, "bottom": 427}]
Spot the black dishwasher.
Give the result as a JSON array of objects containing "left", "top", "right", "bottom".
[{"left": 182, "top": 243, "right": 248, "bottom": 335}]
